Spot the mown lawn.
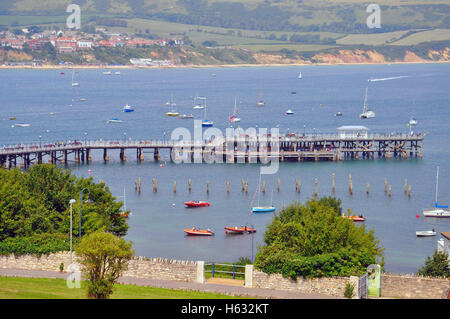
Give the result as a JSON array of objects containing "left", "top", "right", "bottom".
[{"left": 0, "top": 277, "right": 246, "bottom": 299}]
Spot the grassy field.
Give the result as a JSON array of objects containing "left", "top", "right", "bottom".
[{"left": 0, "top": 276, "right": 247, "bottom": 299}]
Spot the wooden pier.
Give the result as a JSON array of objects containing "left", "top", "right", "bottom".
[{"left": 0, "top": 131, "right": 425, "bottom": 169}]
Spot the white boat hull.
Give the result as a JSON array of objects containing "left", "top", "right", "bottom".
[
  {"left": 422, "top": 209, "right": 450, "bottom": 217},
  {"left": 416, "top": 231, "right": 436, "bottom": 237}
]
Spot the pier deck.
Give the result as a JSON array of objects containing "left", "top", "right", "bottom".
[{"left": 0, "top": 133, "right": 424, "bottom": 168}]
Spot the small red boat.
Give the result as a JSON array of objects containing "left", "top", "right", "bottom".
[
  {"left": 184, "top": 201, "right": 210, "bottom": 208},
  {"left": 184, "top": 227, "right": 214, "bottom": 236},
  {"left": 342, "top": 215, "right": 365, "bottom": 222},
  {"left": 224, "top": 226, "right": 256, "bottom": 234},
  {"left": 120, "top": 212, "right": 129, "bottom": 219}
]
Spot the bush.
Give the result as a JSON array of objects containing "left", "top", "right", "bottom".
[
  {"left": 254, "top": 197, "right": 384, "bottom": 279},
  {"left": 417, "top": 250, "right": 450, "bottom": 278},
  {"left": 344, "top": 282, "right": 355, "bottom": 298}
]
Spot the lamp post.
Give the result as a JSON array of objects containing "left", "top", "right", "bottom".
[
  {"left": 39, "top": 135, "right": 42, "bottom": 148},
  {"left": 84, "top": 132, "right": 87, "bottom": 146},
  {"left": 69, "top": 199, "right": 76, "bottom": 267},
  {"left": 79, "top": 188, "right": 93, "bottom": 238},
  {"left": 303, "top": 124, "right": 306, "bottom": 137}
]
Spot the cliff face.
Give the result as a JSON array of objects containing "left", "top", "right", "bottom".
[
  {"left": 251, "top": 48, "right": 450, "bottom": 65},
  {"left": 0, "top": 49, "right": 33, "bottom": 62}
]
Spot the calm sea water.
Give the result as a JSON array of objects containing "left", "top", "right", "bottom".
[{"left": 1, "top": 64, "right": 449, "bottom": 274}]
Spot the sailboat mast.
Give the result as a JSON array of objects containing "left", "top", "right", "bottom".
[
  {"left": 435, "top": 166, "right": 439, "bottom": 204},
  {"left": 257, "top": 174, "right": 262, "bottom": 206},
  {"left": 363, "top": 86, "right": 369, "bottom": 112}
]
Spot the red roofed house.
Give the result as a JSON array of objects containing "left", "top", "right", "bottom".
[{"left": 55, "top": 37, "right": 77, "bottom": 53}]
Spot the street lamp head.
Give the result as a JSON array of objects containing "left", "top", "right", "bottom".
[{"left": 69, "top": 199, "right": 76, "bottom": 204}]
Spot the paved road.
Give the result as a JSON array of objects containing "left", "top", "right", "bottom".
[{"left": 0, "top": 268, "right": 338, "bottom": 299}]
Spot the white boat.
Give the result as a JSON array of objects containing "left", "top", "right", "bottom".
[
  {"left": 286, "top": 109, "right": 294, "bottom": 115},
  {"left": 422, "top": 166, "right": 450, "bottom": 217},
  {"left": 71, "top": 69, "right": 79, "bottom": 87},
  {"left": 298, "top": 72, "right": 302, "bottom": 79},
  {"left": 13, "top": 123, "right": 30, "bottom": 127},
  {"left": 123, "top": 104, "right": 134, "bottom": 112},
  {"left": 229, "top": 97, "right": 241, "bottom": 123},
  {"left": 103, "top": 70, "right": 112, "bottom": 75},
  {"left": 115, "top": 71, "right": 121, "bottom": 75},
  {"left": 107, "top": 118, "right": 123, "bottom": 123},
  {"left": 416, "top": 230, "right": 436, "bottom": 237},
  {"left": 193, "top": 94, "right": 205, "bottom": 109},
  {"left": 79, "top": 98, "right": 87, "bottom": 101},
  {"left": 335, "top": 112, "right": 343, "bottom": 117},
  {"left": 360, "top": 86, "right": 376, "bottom": 119},
  {"left": 201, "top": 97, "right": 213, "bottom": 127},
  {"left": 256, "top": 90, "right": 264, "bottom": 107},
  {"left": 180, "top": 114, "right": 194, "bottom": 119},
  {"left": 409, "top": 117, "right": 418, "bottom": 126}
]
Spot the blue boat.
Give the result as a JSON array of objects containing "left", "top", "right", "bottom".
[
  {"left": 251, "top": 206, "right": 275, "bottom": 213},
  {"left": 123, "top": 104, "right": 134, "bottom": 112},
  {"left": 202, "top": 120, "right": 213, "bottom": 127}
]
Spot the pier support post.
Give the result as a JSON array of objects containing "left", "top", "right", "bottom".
[{"left": 103, "top": 149, "right": 109, "bottom": 162}]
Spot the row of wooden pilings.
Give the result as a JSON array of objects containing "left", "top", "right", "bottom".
[{"left": 133, "top": 174, "right": 412, "bottom": 198}]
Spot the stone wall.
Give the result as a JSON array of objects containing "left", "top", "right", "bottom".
[
  {"left": 0, "top": 252, "right": 199, "bottom": 283},
  {"left": 381, "top": 274, "right": 449, "bottom": 299},
  {"left": 252, "top": 269, "right": 350, "bottom": 298}
]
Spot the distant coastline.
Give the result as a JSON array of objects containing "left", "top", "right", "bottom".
[{"left": 1, "top": 60, "right": 449, "bottom": 70}]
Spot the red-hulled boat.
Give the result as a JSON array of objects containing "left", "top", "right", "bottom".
[
  {"left": 184, "top": 201, "right": 210, "bottom": 208},
  {"left": 224, "top": 226, "right": 256, "bottom": 234},
  {"left": 342, "top": 215, "right": 365, "bottom": 222},
  {"left": 184, "top": 227, "right": 214, "bottom": 236}
]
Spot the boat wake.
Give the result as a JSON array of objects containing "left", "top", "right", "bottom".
[{"left": 368, "top": 76, "right": 409, "bottom": 82}]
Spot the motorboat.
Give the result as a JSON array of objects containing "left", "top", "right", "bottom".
[
  {"left": 184, "top": 201, "right": 210, "bottom": 208},
  {"left": 335, "top": 112, "right": 343, "bottom": 117},
  {"left": 342, "top": 214, "right": 365, "bottom": 222},
  {"left": 8, "top": 117, "right": 16, "bottom": 120},
  {"left": 103, "top": 70, "right": 112, "bottom": 75},
  {"left": 286, "top": 109, "right": 294, "bottom": 115},
  {"left": 416, "top": 229, "right": 436, "bottom": 237},
  {"left": 107, "top": 118, "right": 123, "bottom": 123},
  {"left": 13, "top": 123, "right": 30, "bottom": 127},
  {"left": 123, "top": 104, "right": 134, "bottom": 112},
  {"left": 184, "top": 227, "right": 214, "bottom": 236},
  {"left": 360, "top": 86, "right": 376, "bottom": 119},
  {"left": 224, "top": 226, "right": 256, "bottom": 234},
  {"left": 180, "top": 114, "right": 194, "bottom": 119}
]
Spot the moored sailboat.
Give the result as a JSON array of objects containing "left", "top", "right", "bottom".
[
  {"left": 360, "top": 86, "right": 375, "bottom": 119},
  {"left": 422, "top": 166, "right": 450, "bottom": 217}
]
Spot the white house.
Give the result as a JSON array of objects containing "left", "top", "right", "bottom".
[
  {"left": 437, "top": 231, "right": 450, "bottom": 259},
  {"left": 337, "top": 126, "right": 369, "bottom": 139}
]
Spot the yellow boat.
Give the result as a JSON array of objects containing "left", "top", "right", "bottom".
[{"left": 8, "top": 117, "right": 16, "bottom": 120}]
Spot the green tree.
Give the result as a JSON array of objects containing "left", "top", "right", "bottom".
[
  {"left": 254, "top": 197, "right": 384, "bottom": 279},
  {"left": 418, "top": 250, "right": 450, "bottom": 278},
  {"left": 75, "top": 230, "right": 134, "bottom": 299},
  {"left": 0, "top": 164, "right": 129, "bottom": 255}
]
